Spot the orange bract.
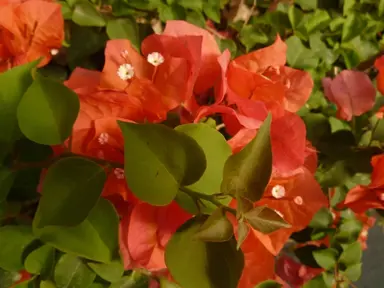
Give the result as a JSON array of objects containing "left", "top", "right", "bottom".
[{"left": 0, "top": 0, "right": 63, "bottom": 70}]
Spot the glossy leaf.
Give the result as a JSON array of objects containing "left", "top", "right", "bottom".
[
  {"left": 342, "top": 13, "right": 365, "bottom": 43},
  {"left": 40, "top": 280, "right": 57, "bottom": 288},
  {"left": 341, "top": 263, "right": 362, "bottom": 281},
  {"left": 203, "top": 0, "right": 220, "bottom": 23},
  {"left": 88, "top": 260, "right": 124, "bottom": 283},
  {"left": 24, "top": 244, "right": 55, "bottom": 276},
  {"left": 106, "top": 18, "right": 140, "bottom": 51},
  {"left": 255, "top": 280, "right": 283, "bottom": 288},
  {"left": 312, "top": 248, "right": 338, "bottom": 270},
  {"left": 165, "top": 217, "right": 244, "bottom": 288},
  {"left": 0, "top": 226, "right": 36, "bottom": 271},
  {"left": 17, "top": 74, "right": 80, "bottom": 145},
  {"left": 0, "top": 60, "right": 39, "bottom": 144},
  {"left": 119, "top": 122, "right": 206, "bottom": 206},
  {"left": 194, "top": 208, "right": 233, "bottom": 242},
  {"left": 175, "top": 124, "right": 231, "bottom": 213},
  {"left": 243, "top": 206, "right": 291, "bottom": 234},
  {"left": 236, "top": 220, "right": 250, "bottom": 250},
  {"left": 35, "top": 157, "right": 106, "bottom": 228},
  {"left": 221, "top": 114, "right": 272, "bottom": 202},
  {"left": 286, "top": 36, "right": 318, "bottom": 69},
  {"left": 72, "top": 2, "right": 106, "bottom": 27},
  {"left": 33, "top": 198, "right": 119, "bottom": 263},
  {"left": 338, "top": 241, "right": 362, "bottom": 267},
  {"left": 108, "top": 272, "right": 149, "bottom": 288},
  {"left": 305, "top": 10, "right": 331, "bottom": 34},
  {"left": 54, "top": 254, "right": 96, "bottom": 288},
  {"left": 309, "top": 207, "right": 333, "bottom": 229}
]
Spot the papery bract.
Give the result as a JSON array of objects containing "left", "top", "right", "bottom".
[
  {"left": 341, "top": 154, "right": 384, "bottom": 213},
  {"left": 322, "top": 70, "right": 376, "bottom": 121},
  {"left": 119, "top": 201, "right": 191, "bottom": 271},
  {"left": 0, "top": 0, "right": 63, "bottom": 70},
  {"left": 275, "top": 255, "right": 323, "bottom": 288},
  {"left": 163, "top": 20, "right": 221, "bottom": 94}
]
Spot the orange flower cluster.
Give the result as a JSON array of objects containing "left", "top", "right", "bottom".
[
  {"left": 0, "top": 0, "right": 63, "bottom": 71},
  {"left": 59, "top": 20, "right": 328, "bottom": 286}
]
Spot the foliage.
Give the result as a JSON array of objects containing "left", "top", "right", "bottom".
[{"left": 0, "top": 0, "right": 384, "bottom": 287}]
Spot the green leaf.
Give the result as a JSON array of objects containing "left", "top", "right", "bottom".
[
  {"left": 236, "top": 221, "right": 250, "bottom": 250},
  {"left": 243, "top": 206, "right": 291, "bottom": 234},
  {"left": 239, "top": 25, "right": 269, "bottom": 51},
  {"left": 72, "top": 2, "right": 106, "bottom": 27},
  {"left": 0, "top": 167, "right": 16, "bottom": 203},
  {"left": 303, "top": 274, "right": 331, "bottom": 288},
  {"left": 165, "top": 217, "right": 244, "bottom": 288},
  {"left": 329, "top": 17, "right": 345, "bottom": 32},
  {"left": 288, "top": 5, "right": 304, "bottom": 29},
  {"left": 106, "top": 17, "right": 140, "bottom": 51},
  {"left": 255, "top": 280, "right": 282, "bottom": 288},
  {"left": 24, "top": 244, "right": 55, "bottom": 276},
  {"left": 35, "top": 157, "right": 106, "bottom": 228},
  {"left": 54, "top": 254, "right": 96, "bottom": 288},
  {"left": 203, "top": 0, "right": 220, "bottom": 23},
  {"left": 221, "top": 114, "right": 272, "bottom": 202},
  {"left": 88, "top": 260, "right": 124, "bottom": 283},
  {"left": 177, "top": 0, "right": 203, "bottom": 10},
  {"left": 119, "top": 122, "right": 206, "bottom": 206},
  {"left": 286, "top": 36, "right": 318, "bottom": 69},
  {"left": 295, "top": 0, "right": 317, "bottom": 10},
  {"left": 312, "top": 248, "right": 338, "bottom": 270},
  {"left": 379, "top": 0, "right": 384, "bottom": 17},
  {"left": 216, "top": 38, "right": 237, "bottom": 58},
  {"left": 343, "top": 0, "right": 356, "bottom": 16},
  {"left": 0, "top": 60, "right": 39, "bottom": 145},
  {"left": 108, "top": 271, "right": 149, "bottom": 288},
  {"left": 335, "top": 219, "right": 363, "bottom": 243},
  {"left": 186, "top": 10, "right": 206, "bottom": 28},
  {"left": 339, "top": 241, "right": 362, "bottom": 267},
  {"left": 194, "top": 208, "right": 233, "bottom": 242},
  {"left": 309, "top": 207, "right": 333, "bottom": 229},
  {"left": 341, "top": 263, "right": 362, "bottom": 281},
  {"left": 40, "top": 280, "right": 57, "bottom": 288},
  {"left": 342, "top": 13, "right": 366, "bottom": 42},
  {"left": 0, "top": 226, "right": 36, "bottom": 271},
  {"left": 175, "top": 124, "right": 231, "bottom": 213},
  {"left": 158, "top": 3, "right": 186, "bottom": 22},
  {"left": 295, "top": 245, "right": 324, "bottom": 268},
  {"left": 17, "top": 74, "right": 80, "bottom": 145},
  {"left": 60, "top": 1, "right": 72, "bottom": 20},
  {"left": 33, "top": 198, "right": 119, "bottom": 263},
  {"left": 309, "top": 33, "right": 338, "bottom": 66},
  {"left": 305, "top": 10, "right": 331, "bottom": 34}
]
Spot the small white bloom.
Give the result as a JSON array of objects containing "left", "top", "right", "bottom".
[
  {"left": 361, "top": 229, "right": 368, "bottom": 238},
  {"left": 117, "top": 63, "right": 135, "bottom": 80},
  {"left": 98, "top": 133, "right": 109, "bottom": 145},
  {"left": 379, "top": 193, "right": 384, "bottom": 201},
  {"left": 50, "top": 48, "right": 59, "bottom": 56},
  {"left": 294, "top": 196, "right": 303, "bottom": 205},
  {"left": 147, "top": 52, "right": 164, "bottom": 66},
  {"left": 114, "top": 168, "right": 125, "bottom": 179},
  {"left": 12, "top": 273, "right": 22, "bottom": 283},
  {"left": 271, "top": 185, "right": 285, "bottom": 199},
  {"left": 121, "top": 50, "right": 129, "bottom": 58}
]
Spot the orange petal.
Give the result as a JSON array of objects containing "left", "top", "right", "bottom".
[
  {"left": 322, "top": 70, "right": 376, "bottom": 121},
  {"left": 232, "top": 34, "right": 286, "bottom": 73}
]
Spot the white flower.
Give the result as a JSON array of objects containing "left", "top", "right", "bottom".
[
  {"left": 294, "top": 196, "right": 303, "bottom": 205},
  {"left": 50, "top": 48, "right": 59, "bottom": 56},
  {"left": 114, "top": 168, "right": 125, "bottom": 179},
  {"left": 271, "top": 185, "right": 285, "bottom": 199},
  {"left": 98, "top": 133, "right": 109, "bottom": 145},
  {"left": 117, "top": 63, "right": 135, "bottom": 80},
  {"left": 147, "top": 52, "right": 164, "bottom": 66}
]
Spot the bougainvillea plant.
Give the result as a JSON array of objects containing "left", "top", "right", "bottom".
[{"left": 2, "top": 0, "right": 384, "bottom": 287}]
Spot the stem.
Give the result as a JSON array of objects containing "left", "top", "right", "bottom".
[{"left": 180, "top": 187, "right": 236, "bottom": 215}]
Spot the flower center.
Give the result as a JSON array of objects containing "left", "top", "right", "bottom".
[
  {"left": 271, "top": 185, "right": 285, "bottom": 199},
  {"left": 294, "top": 196, "right": 303, "bottom": 205},
  {"left": 147, "top": 52, "right": 165, "bottom": 66},
  {"left": 114, "top": 168, "right": 125, "bottom": 179},
  {"left": 117, "top": 64, "right": 135, "bottom": 80},
  {"left": 98, "top": 133, "right": 109, "bottom": 145}
]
